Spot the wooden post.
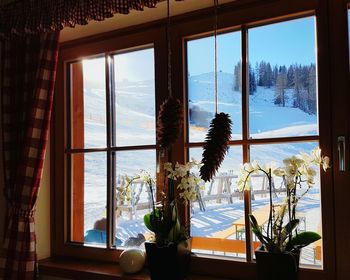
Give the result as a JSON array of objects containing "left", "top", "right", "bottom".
[{"left": 71, "top": 62, "right": 85, "bottom": 243}]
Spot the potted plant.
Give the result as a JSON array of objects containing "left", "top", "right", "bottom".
[
  {"left": 142, "top": 161, "right": 204, "bottom": 280},
  {"left": 238, "top": 147, "right": 330, "bottom": 280}
]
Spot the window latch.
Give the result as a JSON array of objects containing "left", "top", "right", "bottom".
[{"left": 338, "top": 136, "right": 346, "bottom": 172}]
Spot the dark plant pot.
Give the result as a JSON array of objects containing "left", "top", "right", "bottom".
[
  {"left": 145, "top": 240, "right": 191, "bottom": 280},
  {"left": 255, "top": 247, "right": 300, "bottom": 280}
]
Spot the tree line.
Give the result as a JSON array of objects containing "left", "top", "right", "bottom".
[{"left": 233, "top": 61, "right": 317, "bottom": 115}]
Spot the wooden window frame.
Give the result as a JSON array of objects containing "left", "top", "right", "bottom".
[
  {"left": 52, "top": 0, "right": 337, "bottom": 279},
  {"left": 184, "top": 11, "right": 321, "bottom": 262},
  {"left": 53, "top": 25, "right": 168, "bottom": 261},
  {"left": 169, "top": 0, "right": 335, "bottom": 279},
  {"left": 327, "top": 1, "right": 350, "bottom": 280},
  {"left": 67, "top": 47, "right": 158, "bottom": 247}
]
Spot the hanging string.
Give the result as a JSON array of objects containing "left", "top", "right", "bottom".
[
  {"left": 167, "top": 0, "right": 172, "bottom": 97},
  {"left": 213, "top": 0, "right": 219, "bottom": 114},
  {"left": 200, "top": 0, "right": 232, "bottom": 183},
  {"left": 157, "top": 0, "right": 184, "bottom": 164}
]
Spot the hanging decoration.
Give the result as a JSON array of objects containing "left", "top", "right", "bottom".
[
  {"left": 200, "top": 112, "right": 232, "bottom": 182},
  {"left": 200, "top": 0, "right": 232, "bottom": 182},
  {"left": 157, "top": 96, "right": 182, "bottom": 150},
  {"left": 157, "top": 0, "right": 183, "bottom": 151}
]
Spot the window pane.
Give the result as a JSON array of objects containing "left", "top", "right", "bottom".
[
  {"left": 114, "top": 48, "right": 156, "bottom": 147},
  {"left": 70, "top": 152, "right": 107, "bottom": 246},
  {"left": 190, "top": 146, "right": 245, "bottom": 258},
  {"left": 187, "top": 32, "right": 242, "bottom": 143},
  {"left": 115, "top": 150, "right": 156, "bottom": 247},
  {"left": 250, "top": 142, "right": 323, "bottom": 267},
  {"left": 70, "top": 58, "right": 107, "bottom": 149},
  {"left": 248, "top": 17, "right": 318, "bottom": 139}
]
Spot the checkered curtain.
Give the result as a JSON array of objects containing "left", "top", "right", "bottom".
[
  {"left": 0, "top": 32, "right": 59, "bottom": 279},
  {"left": 0, "top": 0, "right": 164, "bottom": 35}
]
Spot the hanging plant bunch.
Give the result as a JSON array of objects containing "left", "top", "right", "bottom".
[
  {"left": 157, "top": 96, "right": 183, "bottom": 150},
  {"left": 200, "top": 112, "right": 232, "bottom": 182}
]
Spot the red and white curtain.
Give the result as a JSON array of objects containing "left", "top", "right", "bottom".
[
  {"left": 0, "top": 0, "right": 183, "bottom": 279},
  {"left": 0, "top": 32, "right": 59, "bottom": 279},
  {"left": 0, "top": 0, "right": 160, "bottom": 35}
]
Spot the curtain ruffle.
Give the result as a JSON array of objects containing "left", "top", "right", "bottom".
[{"left": 0, "top": 0, "right": 175, "bottom": 36}]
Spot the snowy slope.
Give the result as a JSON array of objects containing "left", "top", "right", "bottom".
[
  {"left": 82, "top": 71, "right": 320, "bottom": 238},
  {"left": 188, "top": 72, "right": 317, "bottom": 142}
]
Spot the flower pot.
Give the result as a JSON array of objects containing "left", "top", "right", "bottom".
[
  {"left": 145, "top": 240, "right": 191, "bottom": 280},
  {"left": 255, "top": 247, "right": 300, "bottom": 280}
]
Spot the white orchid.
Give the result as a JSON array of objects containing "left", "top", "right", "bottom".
[
  {"left": 163, "top": 160, "right": 204, "bottom": 205},
  {"left": 307, "top": 147, "right": 331, "bottom": 171},
  {"left": 179, "top": 188, "right": 197, "bottom": 205},
  {"left": 164, "top": 162, "right": 173, "bottom": 172},
  {"left": 310, "top": 147, "right": 322, "bottom": 164},
  {"left": 239, "top": 147, "right": 330, "bottom": 193},
  {"left": 322, "top": 155, "right": 331, "bottom": 172},
  {"left": 283, "top": 155, "right": 304, "bottom": 167},
  {"left": 243, "top": 161, "right": 259, "bottom": 173},
  {"left": 241, "top": 148, "right": 330, "bottom": 254},
  {"left": 273, "top": 167, "right": 285, "bottom": 177},
  {"left": 238, "top": 175, "right": 251, "bottom": 191},
  {"left": 139, "top": 170, "right": 154, "bottom": 184},
  {"left": 261, "top": 161, "right": 277, "bottom": 174}
]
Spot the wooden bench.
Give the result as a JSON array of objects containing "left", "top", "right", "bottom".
[
  {"left": 314, "top": 223, "right": 322, "bottom": 262},
  {"left": 212, "top": 205, "right": 270, "bottom": 239},
  {"left": 192, "top": 237, "right": 261, "bottom": 254}
]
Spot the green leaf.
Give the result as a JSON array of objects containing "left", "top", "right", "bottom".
[
  {"left": 284, "top": 219, "right": 300, "bottom": 234},
  {"left": 286, "top": 231, "right": 321, "bottom": 250},
  {"left": 249, "top": 214, "right": 271, "bottom": 246},
  {"left": 143, "top": 213, "right": 153, "bottom": 231},
  {"left": 168, "top": 218, "right": 181, "bottom": 243},
  {"left": 144, "top": 209, "right": 161, "bottom": 233},
  {"left": 168, "top": 203, "right": 181, "bottom": 242},
  {"left": 249, "top": 214, "right": 259, "bottom": 229},
  {"left": 280, "top": 219, "right": 300, "bottom": 243}
]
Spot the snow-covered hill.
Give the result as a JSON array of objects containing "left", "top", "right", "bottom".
[
  {"left": 188, "top": 71, "right": 317, "bottom": 142},
  {"left": 81, "top": 71, "right": 320, "bottom": 238}
]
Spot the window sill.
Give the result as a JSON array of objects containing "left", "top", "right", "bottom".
[
  {"left": 38, "top": 257, "right": 228, "bottom": 280},
  {"left": 38, "top": 258, "right": 150, "bottom": 280}
]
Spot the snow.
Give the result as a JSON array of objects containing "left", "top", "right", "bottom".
[
  {"left": 80, "top": 71, "right": 322, "bottom": 265},
  {"left": 188, "top": 72, "right": 318, "bottom": 141}
]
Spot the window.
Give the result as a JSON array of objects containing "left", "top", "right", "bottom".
[
  {"left": 187, "top": 16, "right": 324, "bottom": 267},
  {"left": 66, "top": 47, "right": 157, "bottom": 248},
  {"left": 53, "top": 1, "right": 336, "bottom": 278}
]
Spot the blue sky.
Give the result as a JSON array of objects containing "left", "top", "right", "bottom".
[
  {"left": 83, "top": 16, "right": 317, "bottom": 82},
  {"left": 188, "top": 16, "right": 316, "bottom": 76},
  {"left": 114, "top": 48, "right": 154, "bottom": 82},
  {"left": 83, "top": 48, "right": 155, "bottom": 84}
]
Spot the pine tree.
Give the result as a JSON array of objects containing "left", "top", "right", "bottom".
[
  {"left": 307, "top": 64, "right": 317, "bottom": 114},
  {"left": 266, "top": 63, "right": 273, "bottom": 88},
  {"left": 255, "top": 62, "right": 259, "bottom": 86},
  {"left": 287, "top": 65, "right": 294, "bottom": 88},
  {"left": 258, "top": 61, "right": 266, "bottom": 86},
  {"left": 273, "top": 65, "right": 278, "bottom": 86},
  {"left": 293, "top": 64, "right": 302, "bottom": 109},
  {"left": 301, "top": 65, "right": 309, "bottom": 88},
  {"left": 249, "top": 63, "right": 257, "bottom": 94},
  {"left": 233, "top": 61, "right": 242, "bottom": 92},
  {"left": 274, "top": 69, "right": 287, "bottom": 107}
]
